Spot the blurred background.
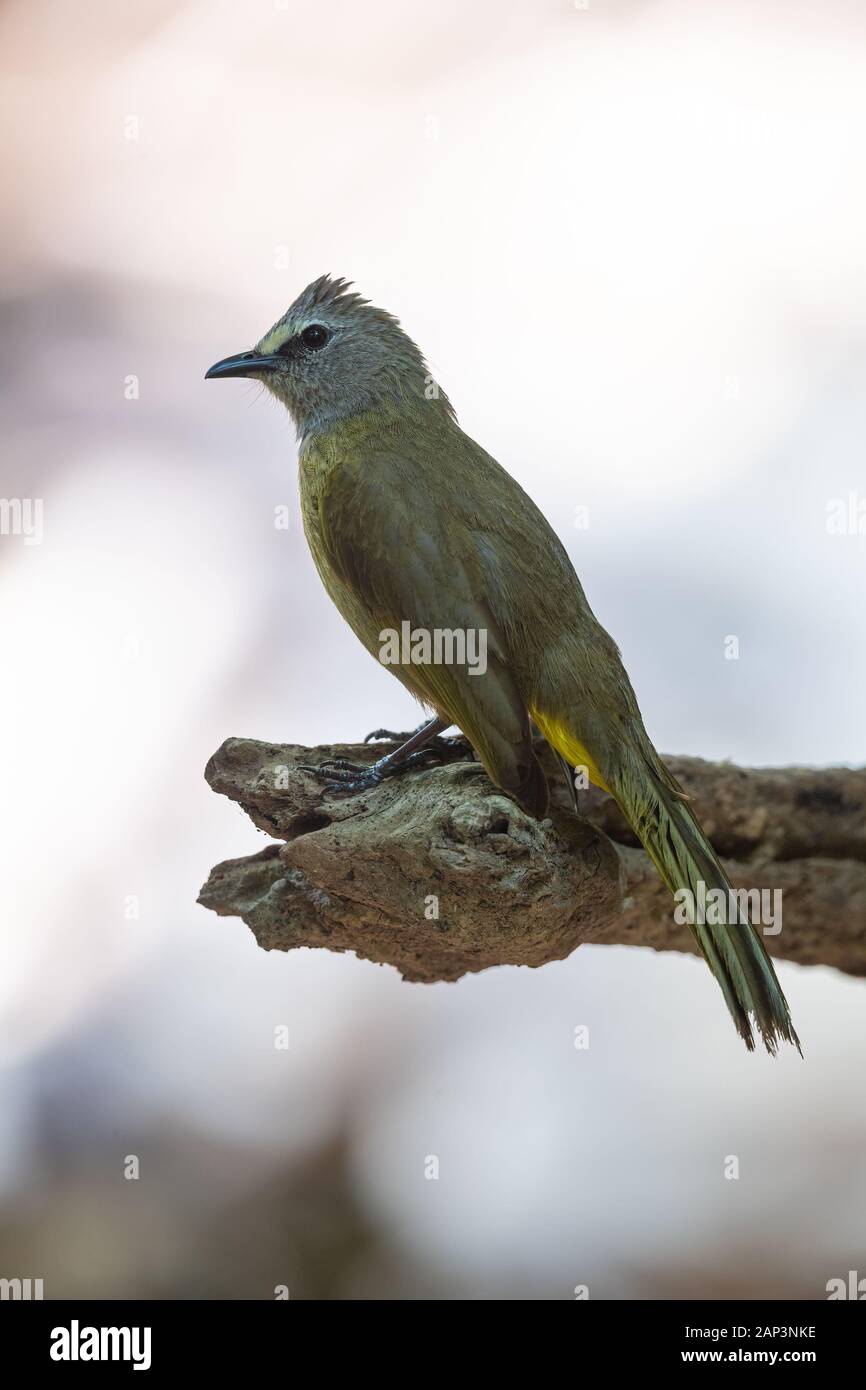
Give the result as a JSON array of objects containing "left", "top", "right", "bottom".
[{"left": 1, "top": 0, "right": 865, "bottom": 1299}]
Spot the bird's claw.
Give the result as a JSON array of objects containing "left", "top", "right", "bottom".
[
  {"left": 299, "top": 757, "right": 388, "bottom": 796},
  {"left": 300, "top": 736, "right": 472, "bottom": 799}
]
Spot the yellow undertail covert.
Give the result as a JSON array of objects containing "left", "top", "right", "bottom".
[{"left": 530, "top": 707, "right": 612, "bottom": 795}]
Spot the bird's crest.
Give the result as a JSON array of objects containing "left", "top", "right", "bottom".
[{"left": 285, "top": 274, "right": 400, "bottom": 331}]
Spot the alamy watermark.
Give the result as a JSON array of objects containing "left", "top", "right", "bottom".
[
  {"left": 826, "top": 492, "right": 866, "bottom": 535},
  {"left": 50, "top": 1321, "right": 151, "bottom": 1371},
  {"left": 379, "top": 621, "right": 487, "bottom": 676},
  {"left": 673, "top": 881, "right": 782, "bottom": 936},
  {"left": 1, "top": 1276, "right": 43, "bottom": 1299},
  {"left": 826, "top": 1270, "right": 866, "bottom": 1299},
  {"left": 0, "top": 497, "right": 43, "bottom": 546}
]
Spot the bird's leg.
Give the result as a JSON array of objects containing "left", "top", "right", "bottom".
[
  {"left": 301, "top": 717, "right": 451, "bottom": 795},
  {"left": 364, "top": 719, "right": 471, "bottom": 759},
  {"left": 558, "top": 752, "right": 581, "bottom": 815}
]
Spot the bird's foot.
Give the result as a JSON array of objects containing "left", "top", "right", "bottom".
[
  {"left": 299, "top": 756, "right": 391, "bottom": 795},
  {"left": 300, "top": 743, "right": 462, "bottom": 797}
]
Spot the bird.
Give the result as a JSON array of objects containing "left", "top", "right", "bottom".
[{"left": 206, "top": 274, "right": 799, "bottom": 1055}]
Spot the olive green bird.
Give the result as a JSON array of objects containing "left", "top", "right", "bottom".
[{"left": 206, "top": 274, "right": 799, "bottom": 1055}]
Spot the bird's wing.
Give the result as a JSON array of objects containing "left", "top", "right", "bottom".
[{"left": 315, "top": 452, "right": 548, "bottom": 815}]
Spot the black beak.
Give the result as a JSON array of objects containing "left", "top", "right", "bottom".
[{"left": 205, "top": 351, "right": 279, "bottom": 380}]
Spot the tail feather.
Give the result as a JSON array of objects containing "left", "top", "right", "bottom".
[{"left": 615, "top": 757, "right": 800, "bottom": 1055}]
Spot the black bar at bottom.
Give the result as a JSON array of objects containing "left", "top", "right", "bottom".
[{"left": 0, "top": 1297, "right": 860, "bottom": 1374}]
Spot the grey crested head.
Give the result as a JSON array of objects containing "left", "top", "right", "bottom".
[{"left": 205, "top": 275, "right": 454, "bottom": 439}]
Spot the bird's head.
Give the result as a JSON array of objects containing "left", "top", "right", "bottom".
[{"left": 205, "top": 275, "right": 452, "bottom": 439}]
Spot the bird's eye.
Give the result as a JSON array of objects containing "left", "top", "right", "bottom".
[{"left": 301, "top": 323, "right": 329, "bottom": 350}]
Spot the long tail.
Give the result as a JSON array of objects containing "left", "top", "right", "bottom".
[{"left": 614, "top": 751, "right": 800, "bottom": 1054}]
